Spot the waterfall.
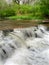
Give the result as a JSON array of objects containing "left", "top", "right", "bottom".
[{"left": 0, "top": 25, "right": 49, "bottom": 65}]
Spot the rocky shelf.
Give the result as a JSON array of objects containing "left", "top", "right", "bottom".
[{"left": 0, "top": 20, "right": 49, "bottom": 30}]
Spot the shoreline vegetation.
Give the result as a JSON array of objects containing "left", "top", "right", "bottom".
[
  {"left": 0, "top": 0, "right": 49, "bottom": 21},
  {"left": 0, "top": 0, "right": 49, "bottom": 29}
]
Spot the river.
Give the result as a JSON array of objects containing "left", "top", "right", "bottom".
[{"left": 0, "top": 25, "right": 49, "bottom": 65}]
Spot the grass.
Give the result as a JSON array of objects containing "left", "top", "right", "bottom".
[{"left": 7, "top": 15, "right": 45, "bottom": 20}]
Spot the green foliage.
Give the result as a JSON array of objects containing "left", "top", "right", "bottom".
[
  {"left": 40, "top": 0, "right": 49, "bottom": 18},
  {"left": 19, "top": 5, "right": 33, "bottom": 14},
  {"left": 31, "top": 5, "right": 41, "bottom": 16},
  {"left": 0, "top": 4, "right": 16, "bottom": 19},
  {"left": 0, "top": 0, "right": 49, "bottom": 20}
]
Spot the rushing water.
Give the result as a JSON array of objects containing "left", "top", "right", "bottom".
[{"left": 0, "top": 25, "right": 49, "bottom": 65}]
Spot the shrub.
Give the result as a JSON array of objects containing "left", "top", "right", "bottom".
[
  {"left": 0, "top": 4, "right": 16, "bottom": 19},
  {"left": 16, "top": 5, "right": 34, "bottom": 14},
  {"left": 40, "top": 0, "right": 49, "bottom": 18}
]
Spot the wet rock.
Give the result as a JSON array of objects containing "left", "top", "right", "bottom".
[{"left": 2, "top": 29, "right": 13, "bottom": 36}]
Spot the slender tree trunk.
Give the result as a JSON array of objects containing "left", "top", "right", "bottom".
[{"left": 28, "top": 0, "right": 30, "bottom": 4}]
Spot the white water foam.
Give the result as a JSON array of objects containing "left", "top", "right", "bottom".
[{"left": 0, "top": 25, "right": 49, "bottom": 65}]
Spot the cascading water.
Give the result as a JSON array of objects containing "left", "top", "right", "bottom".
[{"left": 0, "top": 25, "right": 49, "bottom": 65}]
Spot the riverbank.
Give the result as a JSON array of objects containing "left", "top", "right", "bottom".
[{"left": 0, "top": 20, "right": 49, "bottom": 30}]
